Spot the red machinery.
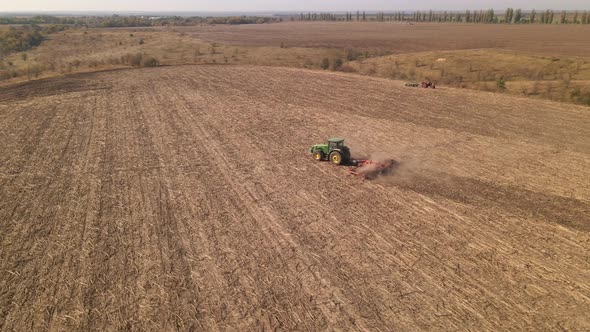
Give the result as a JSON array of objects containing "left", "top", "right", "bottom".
[
  {"left": 405, "top": 81, "right": 437, "bottom": 89},
  {"left": 349, "top": 159, "right": 398, "bottom": 180},
  {"left": 421, "top": 80, "right": 437, "bottom": 88}
]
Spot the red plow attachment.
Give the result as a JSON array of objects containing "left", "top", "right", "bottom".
[{"left": 349, "top": 159, "right": 398, "bottom": 180}]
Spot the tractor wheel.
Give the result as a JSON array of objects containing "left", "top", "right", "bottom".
[
  {"left": 313, "top": 150, "right": 325, "bottom": 161},
  {"left": 329, "top": 151, "right": 342, "bottom": 165}
]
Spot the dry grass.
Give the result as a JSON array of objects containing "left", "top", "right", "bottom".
[
  {"left": 0, "top": 27, "right": 342, "bottom": 85},
  {"left": 348, "top": 49, "right": 590, "bottom": 104}
]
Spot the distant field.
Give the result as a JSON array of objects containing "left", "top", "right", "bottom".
[
  {"left": 190, "top": 22, "right": 590, "bottom": 57},
  {"left": 2, "top": 22, "right": 590, "bottom": 104}
]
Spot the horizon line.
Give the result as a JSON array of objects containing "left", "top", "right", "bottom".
[{"left": 1, "top": 8, "right": 588, "bottom": 15}]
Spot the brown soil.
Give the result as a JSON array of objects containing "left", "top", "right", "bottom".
[
  {"left": 190, "top": 22, "right": 590, "bottom": 57},
  {"left": 1, "top": 65, "right": 589, "bottom": 331}
]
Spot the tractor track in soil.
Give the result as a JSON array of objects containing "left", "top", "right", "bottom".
[{"left": 1, "top": 65, "right": 589, "bottom": 331}]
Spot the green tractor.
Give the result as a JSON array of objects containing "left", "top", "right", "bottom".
[{"left": 310, "top": 138, "right": 351, "bottom": 165}]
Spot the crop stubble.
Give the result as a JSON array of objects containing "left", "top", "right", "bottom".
[{"left": 0, "top": 65, "right": 589, "bottom": 331}]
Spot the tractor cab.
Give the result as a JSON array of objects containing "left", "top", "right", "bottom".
[
  {"left": 310, "top": 137, "right": 351, "bottom": 165},
  {"left": 328, "top": 138, "right": 345, "bottom": 150}
]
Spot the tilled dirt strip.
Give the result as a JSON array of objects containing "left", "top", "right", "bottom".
[{"left": 0, "top": 65, "right": 589, "bottom": 331}]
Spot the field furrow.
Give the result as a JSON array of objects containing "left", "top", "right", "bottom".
[{"left": 1, "top": 65, "right": 589, "bottom": 331}]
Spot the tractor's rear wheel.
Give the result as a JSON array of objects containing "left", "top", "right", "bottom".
[
  {"left": 330, "top": 151, "right": 342, "bottom": 165},
  {"left": 313, "top": 150, "right": 325, "bottom": 161}
]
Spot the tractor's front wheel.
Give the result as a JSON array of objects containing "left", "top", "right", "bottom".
[
  {"left": 329, "top": 151, "right": 342, "bottom": 165},
  {"left": 313, "top": 150, "right": 325, "bottom": 161}
]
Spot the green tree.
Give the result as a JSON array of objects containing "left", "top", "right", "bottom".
[
  {"left": 513, "top": 9, "right": 522, "bottom": 23},
  {"left": 505, "top": 8, "right": 513, "bottom": 23},
  {"left": 487, "top": 9, "right": 495, "bottom": 23}
]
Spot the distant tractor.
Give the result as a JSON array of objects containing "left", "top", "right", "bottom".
[
  {"left": 405, "top": 80, "right": 437, "bottom": 89},
  {"left": 310, "top": 138, "right": 351, "bottom": 165}
]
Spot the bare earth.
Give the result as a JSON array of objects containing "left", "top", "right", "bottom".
[
  {"left": 1, "top": 65, "right": 589, "bottom": 331},
  {"left": 189, "top": 22, "right": 590, "bottom": 57}
]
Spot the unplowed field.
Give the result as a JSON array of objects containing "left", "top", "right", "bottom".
[{"left": 1, "top": 65, "right": 589, "bottom": 331}]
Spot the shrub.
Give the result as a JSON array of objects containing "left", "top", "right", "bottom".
[
  {"left": 142, "top": 56, "right": 159, "bottom": 67},
  {"left": 320, "top": 58, "right": 330, "bottom": 70},
  {"left": 570, "top": 88, "right": 590, "bottom": 105},
  {"left": 332, "top": 58, "right": 343, "bottom": 70},
  {"left": 345, "top": 48, "right": 363, "bottom": 61},
  {"left": 571, "top": 87, "right": 582, "bottom": 99},
  {"left": 126, "top": 53, "right": 143, "bottom": 67},
  {"left": 139, "top": 39, "right": 144, "bottom": 45},
  {"left": 26, "top": 64, "right": 43, "bottom": 79},
  {"left": 496, "top": 77, "right": 506, "bottom": 90}
]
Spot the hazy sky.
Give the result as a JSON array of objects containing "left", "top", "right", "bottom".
[{"left": 2, "top": 0, "right": 589, "bottom": 12}]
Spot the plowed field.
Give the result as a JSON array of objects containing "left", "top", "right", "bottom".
[
  {"left": 1, "top": 65, "right": 589, "bottom": 331},
  {"left": 191, "top": 22, "right": 590, "bottom": 56}
]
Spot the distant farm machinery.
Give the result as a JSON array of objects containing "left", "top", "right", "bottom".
[
  {"left": 310, "top": 138, "right": 398, "bottom": 180},
  {"left": 405, "top": 80, "right": 437, "bottom": 89}
]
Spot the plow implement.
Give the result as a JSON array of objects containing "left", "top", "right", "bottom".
[{"left": 349, "top": 159, "right": 398, "bottom": 180}]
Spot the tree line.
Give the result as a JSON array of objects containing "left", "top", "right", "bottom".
[
  {"left": 0, "top": 15, "right": 281, "bottom": 28},
  {"left": 293, "top": 9, "right": 590, "bottom": 24}
]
